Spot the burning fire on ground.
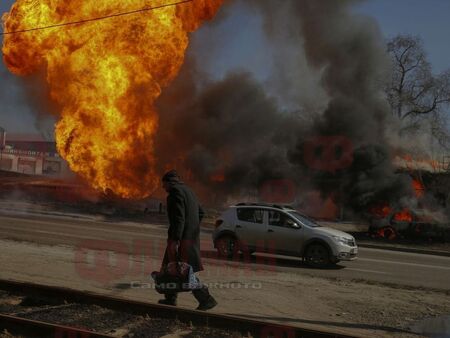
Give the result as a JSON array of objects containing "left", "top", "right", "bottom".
[
  {"left": 370, "top": 179, "right": 425, "bottom": 222},
  {"left": 2, "top": 0, "right": 224, "bottom": 198},
  {"left": 412, "top": 178, "right": 425, "bottom": 198},
  {"left": 369, "top": 178, "right": 430, "bottom": 239}
]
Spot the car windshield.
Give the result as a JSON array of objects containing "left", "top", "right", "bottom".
[{"left": 288, "top": 211, "right": 321, "bottom": 228}]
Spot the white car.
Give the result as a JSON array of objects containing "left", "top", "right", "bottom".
[{"left": 212, "top": 203, "right": 357, "bottom": 268}]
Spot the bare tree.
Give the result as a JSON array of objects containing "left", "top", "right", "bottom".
[{"left": 386, "top": 35, "right": 450, "bottom": 147}]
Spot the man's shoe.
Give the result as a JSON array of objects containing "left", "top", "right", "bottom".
[
  {"left": 196, "top": 297, "right": 217, "bottom": 311},
  {"left": 158, "top": 299, "right": 177, "bottom": 306}
]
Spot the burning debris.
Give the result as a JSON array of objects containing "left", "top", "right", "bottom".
[
  {"left": 367, "top": 173, "right": 450, "bottom": 241},
  {"left": 369, "top": 206, "right": 450, "bottom": 242}
]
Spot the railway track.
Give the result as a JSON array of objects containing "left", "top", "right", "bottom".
[
  {"left": 0, "top": 313, "right": 114, "bottom": 338},
  {"left": 0, "top": 279, "right": 360, "bottom": 338}
]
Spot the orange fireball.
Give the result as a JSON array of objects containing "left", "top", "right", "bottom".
[{"left": 2, "top": 0, "right": 224, "bottom": 198}]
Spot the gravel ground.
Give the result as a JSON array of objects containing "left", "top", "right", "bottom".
[
  {"left": 124, "top": 320, "right": 245, "bottom": 338},
  {"left": 0, "top": 292, "right": 245, "bottom": 338}
]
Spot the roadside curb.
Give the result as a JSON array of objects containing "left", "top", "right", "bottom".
[
  {"left": 358, "top": 243, "right": 450, "bottom": 257},
  {"left": 0, "top": 207, "right": 100, "bottom": 222}
]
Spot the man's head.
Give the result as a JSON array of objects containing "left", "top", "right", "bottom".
[{"left": 162, "top": 170, "right": 181, "bottom": 192}]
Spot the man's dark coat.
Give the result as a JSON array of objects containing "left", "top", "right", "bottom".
[{"left": 162, "top": 183, "right": 205, "bottom": 273}]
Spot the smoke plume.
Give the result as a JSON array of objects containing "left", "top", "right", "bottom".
[
  {"left": 155, "top": 0, "right": 415, "bottom": 212},
  {"left": 2, "top": 0, "right": 419, "bottom": 214}
]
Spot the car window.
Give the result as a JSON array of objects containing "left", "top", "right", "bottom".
[
  {"left": 288, "top": 211, "right": 321, "bottom": 227},
  {"left": 237, "top": 208, "right": 264, "bottom": 224},
  {"left": 268, "top": 211, "right": 297, "bottom": 228}
]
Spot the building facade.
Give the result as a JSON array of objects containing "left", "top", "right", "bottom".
[{"left": 0, "top": 130, "right": 71, "bottom": 177}]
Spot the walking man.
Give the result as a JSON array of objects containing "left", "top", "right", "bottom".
[{"left": 159, "top": 170, "right": 217, "bottom": 311}]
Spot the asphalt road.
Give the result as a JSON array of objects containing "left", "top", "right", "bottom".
[{"left": 0, "top": 211, "right": 449, "bottom": 291}]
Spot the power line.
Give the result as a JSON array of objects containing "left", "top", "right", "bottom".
[{"left": 0, "top": 0, "right": 193, "bottom": 36}]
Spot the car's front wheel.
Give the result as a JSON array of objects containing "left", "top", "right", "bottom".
[
  {"left": 215, "top": 236, "right": 238, "bottom": 260},
  {"left": 304, "top": 243, "right": 331, "bottom": 268}
]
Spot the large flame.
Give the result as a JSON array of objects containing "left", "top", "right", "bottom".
[{"left": 2, "top": 0, "right": 224, "bottom": 198}]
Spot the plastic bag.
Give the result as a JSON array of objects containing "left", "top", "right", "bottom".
[{"left": 151, "top": 262, "right": 201, "bottom": 294}]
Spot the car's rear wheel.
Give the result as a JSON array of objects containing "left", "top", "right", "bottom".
[
  {"left": 304, "top": 243, "right": 331, "bottom": 268},
  {"left": 215, "top": 236, "right": 238, "bottom": 259}
]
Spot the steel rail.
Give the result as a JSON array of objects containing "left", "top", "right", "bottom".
[
  {"left": 0, "top": 313, "right": 114, "bottom": 338},
  {"left": 0, "top": 279, "right": 361, "bottom": 338}
]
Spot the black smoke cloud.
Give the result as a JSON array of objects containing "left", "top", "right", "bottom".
[
  {"left": 282, "top": 0, "right": 414, "bottom": 209},
  {"left": 155, "top": 0, "right": 415, "bottom": 212},
  {"left": 155, "top": 62, "right": 303, "bottom": 201}
]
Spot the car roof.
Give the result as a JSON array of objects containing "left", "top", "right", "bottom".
[{"left": 230, "top": 203, "right": 296, "bottom": 212}]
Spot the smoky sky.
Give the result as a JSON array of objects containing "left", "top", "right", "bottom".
[
  {"left": 1, "top": 0, "right": 418, "bottom": 211},
  {"left": 155, "top": 0, "right": 415, "bottom": 210},
  {"left": 0, "top": 46, "right": 57, "bottom": 138},
  {"left": 0, "top": 63, "right": 40, "bottom": 133},
  {"left": 1, "top": 0, "right": 450, "bottom": 134},
  {"left": 1, "top": 3, "right": 43, "bottom": 136}
]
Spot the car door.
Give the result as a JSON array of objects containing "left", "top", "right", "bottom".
[
  {"left": 266, "top": 210, "right": 303, "bottom": 255},
  {"left": 234, "top": 208, "right": 267, "bottom": 250}
]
